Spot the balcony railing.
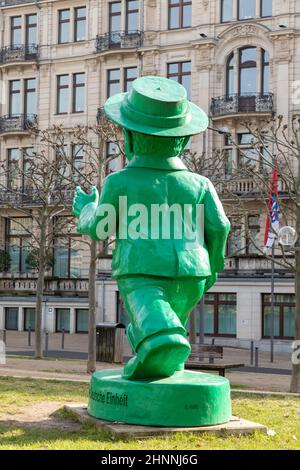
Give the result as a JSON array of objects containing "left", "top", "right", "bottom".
[
  {"left": 213, "top": 177, "right": 289, "bottom": 198},
  {"left": 223, "top": 256, "right": 292, "bottom": 277},
  {"left": 0, "top": 0, "right": 39, "bottom": 6},
  {"left": 95, "top": 30, "right": 143, "bottom": 52},
  {"left": 0, "top": 189, "right": 74, "bottom": 207},
  {"left": 0, "top": 277, "right": 88, "bottom": 293},
  {"left": 0, "top": 114, "right": 37, "bottom": 134},
  {"left": 0, "top": 44, "right": 39, "bottom": 64},
  {"left": 210, "top": 93, "right": 274, "bottom": 118}
]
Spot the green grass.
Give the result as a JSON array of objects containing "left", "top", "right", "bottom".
[{"left": 0, "top": 377, "right": 299, "bottom": 450}]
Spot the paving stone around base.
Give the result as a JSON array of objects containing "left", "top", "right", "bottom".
[{"left": 65, "top": 404, "right": 267, "bottom": 439}]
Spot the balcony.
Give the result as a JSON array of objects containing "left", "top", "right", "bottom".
[
  {"left": 0, "top": 114, "right": 37, "bottom": 135},
  {"left": 0, "top": 44, "right": 39, "bottom": 65},
  {"left": 95, "top": 30, "right": 143, "bottom": 53},
  {"left": 0, "top": 0, "right": 39, "bottom": 5},
  {"left": 0, "top": 189, "right": 74, "bottom": 208},
  {"left": 210, "top": 93, "right": 274, "bottom": 119},
  {"left": 216, "top": 177, "right": 289, "bottom": 198},
  {"left": 0, "top": 277, "right": 88, "bottom": 295},
  {"left": 223, "top": 256, "right": 293, "bottom": 278}
]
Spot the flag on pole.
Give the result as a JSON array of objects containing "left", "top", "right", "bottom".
[{"left": 264, "top": 165, "right": 279, "bottom": 252}]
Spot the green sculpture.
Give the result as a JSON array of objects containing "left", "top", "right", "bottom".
[{"left": 73, "top": 76, "right": 231, "bottom": 426}]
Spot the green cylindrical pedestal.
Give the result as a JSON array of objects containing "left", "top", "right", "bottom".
[{"left": 88, "top": 369, "right": 231, "bottom": 427}]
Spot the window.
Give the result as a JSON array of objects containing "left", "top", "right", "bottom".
[
  {"left": 262, "top": 294, "right": 294, "bottom": 339},
  {"left": 107, "top": 69, "right": 121, "bottom": 97},
  {"left": 167, "top": 61, "right": 191, "bottom": 99},
  {"left": 56, "top": 308, "right": 70, "bottom": 332},
  {"left": 57, "top": 75, "right": 69, "bottom": 114},
  {"left": 246, "top": 214, "right": 260, "bottom": 254},
  {"left": 262, "top": 50, "right": 270, "bottom": 95},
  {"left": 124, "top": 66, "right": 138, "bottom": 92},
  {"left": 106, "top": 142, "right": 120, "bottom": 174},
  {"left": 223, "top": 135, "right": 233, "bottom": 176},
  {"left": 58, "top": 9, "right": 70, "bottom": 43},
  {"left": 221, "top": 0, "right": 233, "bottom": 22},
  {"left": 24, "top": 308, "right": 35, "bottom": 331},
  {"left": 6, "top": 218, "right": 32, "bottom": 273},
  {"left": 5, "top": 307, "right": 18, "bottom": 330},
  {"left": 72, "top": 73, "right": 85, "bottom": 113},
  {"left": 74, "top": 7, "right": 86, "bottom": 41},
  {"left": 195, "top": 294, "right": 237, "bottom": 337},
  {"left": 53, "top": 217, "right": 82, "bottom": 278},
  {"left": 109, "top": 1, "right": 122, "bottom": 33},
  {"left": 76, "top": 309, "right": 88, "bottom": 333},
  {"left": 226, "top": 53, "right": 234, "bottom": 96},
  {"left": 7, "top": 148, "right": 21, "bottom": 190},
  {"left": 24, "top": 78, "right": 36, "bottom": 115},
  {"left": 25, "top": 14, "right": 37, "bottom": 45},
  {"left": 126, "top": 0, "right": 139, "bottom": 32},
  {"left": 239, "top": 47, "right": 257, "bottom": 95},
  {"left": 71, "top": 144, "right": 85, "bottom": 182},
  {"left": 238, "top": 0, "right": 255, "bottom": 20},
  {"left": 11, "top": 16, "right": 21, "bottom": 46},
  {"left": 261, "top": 0, "right": 272, "bottom": 17},
  {"left": 226, "top": 216, "right": 243, "bottom": 256},
  {"left": 168, "top": 0, "right": 192, "bottom": 29},
  {"left": 226, "top": 47, "right": 270, "bottom": 100},
  {"left": 9, "top": 80, "right": 21, "bottom": 116},
  {"left": 7, "top": 148, "right": 33, "bottom": 191}
]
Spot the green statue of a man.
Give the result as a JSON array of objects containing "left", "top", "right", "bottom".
[{"left": 73, "top": 76, "right": 230, "bottom": 381}]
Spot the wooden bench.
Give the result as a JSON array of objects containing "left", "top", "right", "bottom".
[{"left": 185, "top": 344, "right": 244, "bottom": 377}]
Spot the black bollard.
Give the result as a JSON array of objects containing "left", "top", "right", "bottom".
[
  {"left": 250, "top": 340, "right": 254, "bottom": 365},
  {"left": 61, "top": 328, "right": 65, "bottom": 350},
  {"left": 45, "top": 331, "right": 49, "bottom": 357},
  {"left": 28, "top": 326, "right": 31, "bottom": 347},
  {"left": 255, "top": 347, "right": 259, "bottom": 368}
]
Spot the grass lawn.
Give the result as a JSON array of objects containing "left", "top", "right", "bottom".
[{"left": 0, "top": 376, "right": 299, "bottom": 450}]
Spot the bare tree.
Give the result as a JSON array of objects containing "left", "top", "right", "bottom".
[
  {"left": 203, "top": 115, "right": 300, "bottom": 392},
  {"left": 38, "top": 115, "right": 123, "bottom": 373}
]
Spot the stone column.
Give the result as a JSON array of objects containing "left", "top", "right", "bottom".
[
  {"left": 70, "top": 307, "right": 76, "bottom": 334},
  {"left": 18, "top": 307, "right": 23, "bottom": 331}
]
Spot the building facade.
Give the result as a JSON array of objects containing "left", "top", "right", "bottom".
[{"left": 0, "top": 0, "right": 297, "bottom": 351}]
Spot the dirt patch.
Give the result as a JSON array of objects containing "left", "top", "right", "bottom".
[{"left": 0, "top": 401, "right": 82, "bottom": 430}]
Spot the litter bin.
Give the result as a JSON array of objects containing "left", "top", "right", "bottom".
[{"left": 96, "top": 322, "right": 125, "bottom": 363}]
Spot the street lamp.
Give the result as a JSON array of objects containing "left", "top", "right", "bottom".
[{"left": 278, "top": 226, "right": 298, "bottom": 250}]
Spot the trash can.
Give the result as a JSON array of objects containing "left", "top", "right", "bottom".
[{"left": 96, "top": 323, "right": 125, "bottom": 363}]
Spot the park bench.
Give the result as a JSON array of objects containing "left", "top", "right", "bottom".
[{"left": 185, "top": 344, "right": 244, "bottom": 377}]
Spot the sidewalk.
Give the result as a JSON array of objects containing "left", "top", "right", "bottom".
[{"left": 0, "top": 331, "right": 294, "bottom": 392}]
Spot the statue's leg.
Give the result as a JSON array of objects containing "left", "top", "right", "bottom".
[
  {"left": 168, "top": 277, "right": 207, "bottom": 371},
  {"left": 117, "top": 276, "right": 191, "bottom": 380},
  {"left": 169, "top": 277, "right": 207, "bottom": 328}
]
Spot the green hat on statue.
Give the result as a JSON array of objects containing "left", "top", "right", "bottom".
[{"left": 104, "top": 76, "right": 208, "bottom": 137}]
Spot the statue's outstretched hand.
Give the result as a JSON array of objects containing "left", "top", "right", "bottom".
[{"left": 72, "top": 186, "right": 99, "bottom": 218}]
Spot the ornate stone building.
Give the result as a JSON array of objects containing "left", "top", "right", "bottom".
[{"left": 0, "top": 0, "right": 296, "bottom": 351}]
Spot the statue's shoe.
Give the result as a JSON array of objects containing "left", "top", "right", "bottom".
[{"left": 123, "top": 333, "right": 191, "bottom": 380}]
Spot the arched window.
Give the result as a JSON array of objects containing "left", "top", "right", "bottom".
[
  {"left": 239, "top": 47, "right": 257, "bottom": 95},
  {"left": 225, "top": 47, "right": 270, "bottom": 96},
  {"left": 226, "top": 53, "right": 234, "bottom": 96}
]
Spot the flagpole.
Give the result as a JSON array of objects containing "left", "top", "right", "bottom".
[{"left": 270, "top": 242, "right": 275, "bottom": 363}]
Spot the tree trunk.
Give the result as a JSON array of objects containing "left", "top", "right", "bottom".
[
  {"left": 291, "top": 183, "right": 300, "bottom": 392},
  {"left": 35, "top": 221, "right": 47, "bottom": 359},
  {"left": 87, "top": 239, "right": 97, "bottom": 374}
]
